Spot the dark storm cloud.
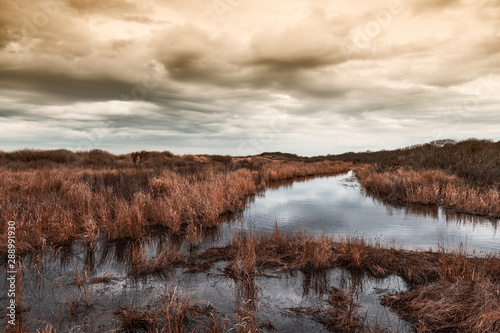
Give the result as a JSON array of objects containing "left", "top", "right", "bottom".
[
  {"left": 152, "top": 18, "right": 353, "bottom": 93},
  {"left": 0, "top": 70, "right": 139, "bottom": 104}
]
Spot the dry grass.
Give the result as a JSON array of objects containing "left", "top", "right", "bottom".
[
  {"left": 382, "top": 279, "right": 500, "bottom": 332},
  {"left": 291, "top": 287, "right": 364, "bottom": 333},
  {"left": 225, "top": 233, "right": 261, "bottom": 333},
  {"left": 204, "top": 314, "right": 230, "bottom": 333},
  {"left": 130, "top": 240, "right": 186, "bottom": 277},
  {"left": 114, "top": 287, "right": 213, "bottom": 333},
  {"left": 89, "top": 272, "right": 118, "bottom": 284},
  {"left": 356, "top": 165, "right": 500, "bottom": 218},
  {"left": 381, "top": 245, "right": 500, "bottom": 332},
  {"left": 0, "top": 156, "right": 352, "bottom": 252},
  {"left": 193, "top": 226, "right": 437, "bottom": 283}
]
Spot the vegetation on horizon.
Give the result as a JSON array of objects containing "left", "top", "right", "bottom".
[{"left": 328, "top": 138, "right": 500, "bottom": 187}]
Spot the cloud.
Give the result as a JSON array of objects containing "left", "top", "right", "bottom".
[
  {"left": 66, "top": 0, "right": 141, "bottom": 17},
  {"left": 0, "top": 0, "right": 499, "bottom": 154},
  {"left": 412, "top": 0, "right": 461, "bottom": 13},
  {"left": 0, "top": 70, "right": 137, "bottom": 104},
  {"left": 247, "top": 19, "right": 346, "bottom": 70}
]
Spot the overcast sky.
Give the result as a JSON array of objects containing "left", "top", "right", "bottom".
[{"left": 1, "top": 0, "right": 499, "bottom": 155}]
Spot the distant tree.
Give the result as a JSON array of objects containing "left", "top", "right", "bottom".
[{"left": 131, "top": 150, "right": 150, "bottom": 165}]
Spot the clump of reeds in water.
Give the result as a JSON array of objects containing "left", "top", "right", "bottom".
[
  {"left": 382, "top": 245, "right": 500, "bottom": 332},
  {"left": 114, "top": 286, "right": 215, "bottom": 333},
  {"left": 290, "top": 287, "right": 364, "bottom": 333},
  {"left": 356, "top": 165, "right": 500, "bottom": 218}
]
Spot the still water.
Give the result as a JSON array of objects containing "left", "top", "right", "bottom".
[{"left": 240, "top": 171, "right": 499, "bottom": 254}]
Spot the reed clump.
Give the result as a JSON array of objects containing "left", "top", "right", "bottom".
[
  {"left": 382, "top": 278, "right": 500, "bottom": 332},
  {"left": 224, "top": 232, "right": 261, "bottom": 333},
  {"left": 356, "top": 166, "right": 500, "bottom": 218},
  {"left": 130, "top": 240, "right": 186, "bottom": 277},
  {"left": 196, "top": 227, "right": 439, "bottom": 283},
  {"left": 291, "top": 287, "right": 364, "bottom": 333},
  {"left": 381, "top": 245, "right": 500, "bottom": 333},
  {"left": 115, "top": 288, "right": 213, "bottom": 333}
]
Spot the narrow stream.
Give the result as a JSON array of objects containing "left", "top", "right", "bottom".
[{"left": 238, "top": 171, "right": 499, "bottom": 253}]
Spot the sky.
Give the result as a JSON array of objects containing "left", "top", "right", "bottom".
[{"left": 0, "top": 0, "right": 499, "bottom": 156}]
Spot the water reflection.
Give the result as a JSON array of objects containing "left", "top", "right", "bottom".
[
  {"left": 364, "top": 186, "right": 499, "bottom": 228},
  {"left": 240, "top": 171, "right": 500, "bottom": 253}
]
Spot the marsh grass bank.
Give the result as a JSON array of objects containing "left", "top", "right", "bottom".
[
  {"left": 356, "top": 166, "right": 500, "bottom": 219},
  {"left": 0, "top": 151, "right": 352, "bottom": 253}
]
